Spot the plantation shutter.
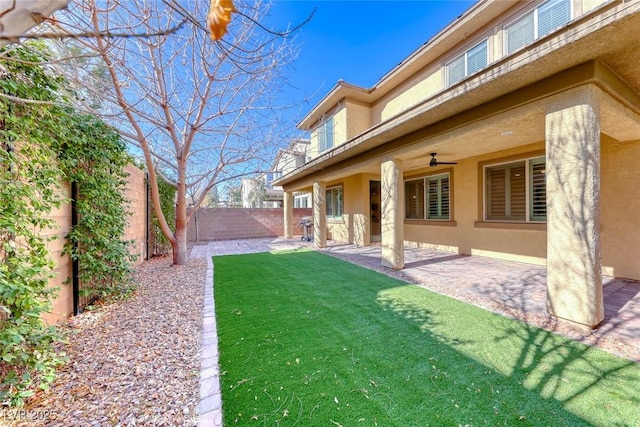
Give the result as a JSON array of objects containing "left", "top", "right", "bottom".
[
  {"left": 506, "top": 12, "right": 535, "bottom": 54},
  {"left": 466, "top": 41, "right": 487, "bottom": 76},
  {"left": 427, "top": 179, "right": 439, "bottom": 218},
  {"left": 405, "top": 179, "right": 425, "bottom": 219},
  {"left": 530, "top": 159, "right": 547, "bottom": 221},
  {"left": 441, "top": 176, "right": 450, "bottom": 219},
  {"left": 447, "top": 55, "right": 465, "bottom": 86},
  {"left": 325, "top": 117, "right": 334, "bottom": 151},
  {"left": 509, "top": 165, "right": 526, "bottom": 221},
  {"left": 538, "top": 0, "right": 571, "bottom": 37},
  {"left": 426, "top": 175, "right": 450, "bottom": 220},
  {"left": 487, "top": 168, "right": 506, "bottom": 219},
  {"left": 335, "top": 186, "right": 342, "bottom": 217}
]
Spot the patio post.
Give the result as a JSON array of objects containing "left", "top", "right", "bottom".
[
  {"left": 381, "top": 157, "right": 404, "bottom": 269},
  {"left": 284, "top": 190, "right": 293, "bottom": 239},
  {"left": 313, "top": 181, "right": 327, "bottom": 248},
  {"left": 545, "top": 85, "right": 603, "bottom": 328}
]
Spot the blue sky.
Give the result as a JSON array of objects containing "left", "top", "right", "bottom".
[{"left": 264, "top": 0, "right": 476, "bottom": 126}]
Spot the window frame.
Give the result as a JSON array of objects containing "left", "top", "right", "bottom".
[
  {"left": 294, "top": 195, "right": 308, "bottom": 208},
  {"left": 483, "top": 156, "right": 546, "bottom": 223},
  {"left": 405, "top": 172, "right": 451, "bottom": 221},
  {"left": 325, "top": 185, "right": 343, "bottom": 219},
  {"left": 504, "top": 0, "right": 572, "bottom": 56},
  {"left": 445, "top": 38, "right": 489, "bottom": 87},
  {"left": 317, "top": 116, "right": 334, "bottom": 154}
]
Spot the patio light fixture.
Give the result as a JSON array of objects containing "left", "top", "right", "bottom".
[{"left": 429, "top": 152, "right": 458, "bottom": 167}]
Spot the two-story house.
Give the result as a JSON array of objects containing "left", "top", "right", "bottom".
[
  {"left": 242, "top": 139, "right": 311, "bottom": 208},
  {"left": 276, "top": 0, "right": 640, "bottom": 328}
]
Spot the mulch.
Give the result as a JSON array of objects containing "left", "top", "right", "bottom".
[{"left": 3, "top": 256, "right": 206, "bottom": 427}]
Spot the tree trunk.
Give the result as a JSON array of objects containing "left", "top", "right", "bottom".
[
  {"left": 172, "top": 226, "right": 188, "bottom": 265},
  {"left": 173, "top": 163, "right": 189, "bottom": 266}
]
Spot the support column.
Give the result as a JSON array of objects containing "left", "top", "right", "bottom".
[
  {"left": 313, "top": 181, "right": 327, "bottom": 248},
  {"left": 381, "top": 158, "right": 404, "bottom": 269},
  {"left": 283, "top": 191, "right": 293, "bottom": 239},
  {"left": 545, "top": 85, "right": 603, "bottom": 328}
]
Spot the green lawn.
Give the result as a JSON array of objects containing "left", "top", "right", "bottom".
[{"left": 214, "top": 250, "right": 640, "bottom": 426}]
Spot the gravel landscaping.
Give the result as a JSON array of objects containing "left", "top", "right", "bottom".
[{"left": 3, "top": 256, "right": 206, "bottom": 427}]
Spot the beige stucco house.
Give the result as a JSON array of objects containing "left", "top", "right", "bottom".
[
  {"left": 276, "top": 0, "right": 640, "bottom": 329},
  {"left": 242, "top": 139, "right": 311, "bottom": 208}
]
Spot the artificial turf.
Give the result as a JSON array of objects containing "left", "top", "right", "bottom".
[{"left": 214, "top": 250, "right": 640, "bottom": 426}]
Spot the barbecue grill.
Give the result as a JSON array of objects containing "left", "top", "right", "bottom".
[{"left": 300, "top": 216, "right": 313, "bottom": 241}]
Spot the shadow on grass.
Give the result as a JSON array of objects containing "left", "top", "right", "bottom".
[
  {"left": 460, "top": 268, "right": 640, "bottom": 425},
  {"left": 214, "top": 250, "right": 639, "bottom": 426}
]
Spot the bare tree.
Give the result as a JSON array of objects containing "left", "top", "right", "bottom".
[
  {"left": 43, "top": 0, "right": 307, "bottom": 265},
  {"left": 0, "top": 0, "right": 69, "bottom": 47}
]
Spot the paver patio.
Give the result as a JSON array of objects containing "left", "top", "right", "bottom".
[{"left": 190, "top": 237, "right": 640, "bottom": 426}]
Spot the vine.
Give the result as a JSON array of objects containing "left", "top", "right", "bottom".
[
  {"left": 0, "top": 44, "right": 67, "bottom": 406},
  {"left": 53, "top": 113, "right": 136, "bottom": 301},
  {"left": 151, "top": 176, "right": 176, "bottom": 256},
  {"left": 0, "top": 44, "right": 136, "bottom": 406}
]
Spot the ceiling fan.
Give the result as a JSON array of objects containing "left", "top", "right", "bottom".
[{"left": 429, "top": 152, "right": 458, "bottom": 167}]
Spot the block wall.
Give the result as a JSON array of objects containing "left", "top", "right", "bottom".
[
  {"left": 187, "top": 208, "right": 312, "bottom": 241},
  {"left": 123, "top": 163, "right": 147, "bottom": 265}
]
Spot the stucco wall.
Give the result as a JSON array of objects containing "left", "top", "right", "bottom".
[
  {"left": 320, "top": 145, "right": 549, "bottom": 265},
  {"left": 345, "top": 100, "right": 371, "bottom": 140},
  {"left": 374, "top": 64, "right": 444, "bottom": 123},
  {"left": 123, "top": 164, "right": 147, "bottom": 266},
  {"left": 316, "top": 136, "right": 640, "bottom": 281},
  {"left": 600, "top": 136, "right": 640, "bottom": 279},
  {"left": 187, "top": 208, "right": 312, "bottom": 241},
  {"left": 325, "top": 175, "right": 372, "bottom": 245},
  {"left": 309, "top": 104, "right": 348, "bottom": 159},
  {"left": 333, "top": 105, "right": 348, "bottom": 149}
]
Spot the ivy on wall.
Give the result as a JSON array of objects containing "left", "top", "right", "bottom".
[
  {"left": 0, "top": 44, "right": 135, "bottom": 405},
  {"left": 53, "top": 113, "right": 136, "bottom": 299},
  {"left": 0, "top": 43, "right": 68, "bottom": 406},
  {"left": 151, "top": 176, "right": 176, "bottom": 256}
]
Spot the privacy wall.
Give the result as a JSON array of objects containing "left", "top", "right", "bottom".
[{"left": 187, "top": 208, "right": 312, "bottom": 241}]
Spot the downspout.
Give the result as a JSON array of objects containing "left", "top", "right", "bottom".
[
  {"left": 71, "top": 181, "right": 80, "bottom": 316},
  {"left": 145, "top": 172, "right": 150, "bottom": 260},
  {"left": 194, "top": 207, "right": 199, "bottom": 242}
]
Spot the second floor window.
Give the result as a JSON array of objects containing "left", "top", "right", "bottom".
[
  {"left": 446, "top": 39, "right": 488, "bottom": 87},
  {"left": 318, "top": 116, "right": 334, "bottom": 153},
  {"left": 265, "top": 171, "right": 282, "bottom": 189},
  {"left": 505, "top": 0, "right": 571, "bottom": 55}
]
